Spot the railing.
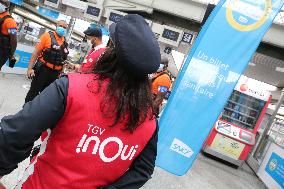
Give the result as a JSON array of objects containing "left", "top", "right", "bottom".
[{"left": 268, "top": 117, "right": 284, "bottom": 147}]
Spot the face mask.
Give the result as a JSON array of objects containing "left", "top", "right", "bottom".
[
  {"left": 157, "top": 64, "right": 165, "bottom": 72},
  {"left": 56, "top": 26, "right": 66, "bottom": 37},
  {"left": 0, "top": 4, "right": 7, "bottom": 13}
]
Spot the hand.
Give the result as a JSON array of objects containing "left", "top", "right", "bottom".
[
  {"left": 74, "top": 64, "right": 81, "bottom": 72},
  {"left": 9, "top": 56, "right": 17, "bottom": 68},
  {"left": 65, "top": 63, "right": 75, "bottom": 70},
  {"left": 0, "top": 183, "right": 6, "bottom": 189},
  {"left": 27, "top": 68, "right": 35, "bottom": 79},
  {"left": 9, "top": 55, "right": 16, "bottom": 61}
]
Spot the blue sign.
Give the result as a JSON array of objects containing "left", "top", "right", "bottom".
[
  {"left": 10, "top": 0, "right": 23, "bottom": 5},
  {"left": 265, "top": 152, "right": 284, "bottom": 188},
  {"left": 6, "top": 50, "right": 31, "bottom": 68},
  {"left": 156, "top": 0, "right": 284, "bottom": 176},
  {"left": 37, "top": 7, "right": 59, "bottom": 19}
]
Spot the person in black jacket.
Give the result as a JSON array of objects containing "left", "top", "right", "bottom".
[{"left": 0, "top": 14, "right": 159, "bottom": 189}]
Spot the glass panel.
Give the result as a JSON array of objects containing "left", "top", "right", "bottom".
[{"left": 221, "top": 90, "right": 266, "bottom": 130}]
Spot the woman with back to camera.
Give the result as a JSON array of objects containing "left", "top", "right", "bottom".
[{"left": 0, "top": 14, "right": 160, "bottom": 189}]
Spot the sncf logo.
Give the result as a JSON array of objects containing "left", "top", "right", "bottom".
[{"left": 170, "top": 138, "right": 194, "bottom": 158}]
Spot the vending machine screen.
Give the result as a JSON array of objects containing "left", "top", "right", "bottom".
[{"left": 221, "top": 90, "right": 266, "bottom": 130}]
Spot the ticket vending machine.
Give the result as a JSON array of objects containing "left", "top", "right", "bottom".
[{"left": 203, "top": 76, "right": 272, "bottom": 167}]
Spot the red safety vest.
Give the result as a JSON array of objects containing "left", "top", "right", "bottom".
[
  {"left": 17, "top": 73, "right": 156, "bottom": 189},
  {"left": 81, "top": 47, "right": 106, "bottom": 73}
]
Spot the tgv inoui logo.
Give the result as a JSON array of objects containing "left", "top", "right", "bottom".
[{"left": 170, "top": 138, "right": 194, "bottom": 158}]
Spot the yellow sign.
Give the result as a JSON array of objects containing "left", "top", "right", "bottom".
[
  {"left": 226, "top": 0, "right": 272, "bottom": 31},
  {"left": 211, "top": 133, "right": 245, "bottom": 160}
]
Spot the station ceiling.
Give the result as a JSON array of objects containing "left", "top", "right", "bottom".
[
  {"left": 244, "top": 53, "right": 284, "bottom": 88},
  {"left": 20, "top": 0, "right": 284, "bottom": 90}
]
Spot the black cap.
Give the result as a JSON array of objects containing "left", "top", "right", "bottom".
[
  {"left": 110, "top": 14, "right": 160, "bottom": 78},
  {"left": 83, "top": 27, "right": 102, "bottom": 37}
]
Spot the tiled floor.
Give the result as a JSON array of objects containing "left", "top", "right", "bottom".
[{"left": 0, "top": 73, "right": 266, "bottom": 189}]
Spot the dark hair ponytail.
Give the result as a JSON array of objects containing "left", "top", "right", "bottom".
[{"left": 92, "top": 47, "right": 155, "bottom": 133}]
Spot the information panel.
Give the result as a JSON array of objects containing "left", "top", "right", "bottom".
[
  {"left": 156, "top": 0, "right": 284, "bottom": 176},
  {"left": 265, "top": 152, "right": 284, "bottom": 188}
]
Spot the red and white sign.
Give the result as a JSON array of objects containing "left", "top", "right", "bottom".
[{"left": 235, "top": 75, "right": 271, "bottom": 101}]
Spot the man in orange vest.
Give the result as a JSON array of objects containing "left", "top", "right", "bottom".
[
  {"left": 151, "top": 56, "right": 172, "bottom": 114},
  {"left": 0, "top": 0, "right": 17, "bottom": 70},
  {"left": 25, "top": 20, "right": 69, "bottom": 103}
]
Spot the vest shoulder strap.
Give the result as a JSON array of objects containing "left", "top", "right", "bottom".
[
  {"left": 0, "top": 15, "right": 12, "bottom": 34},
  {"left": 49, "top": 31, "right": 69, "bottom": 49},
  {"left": 63, "top": 39, "right": 68, "bottom": 48},
  {"left": 48, "top": 31, "right": 60, "bottom": 47}
]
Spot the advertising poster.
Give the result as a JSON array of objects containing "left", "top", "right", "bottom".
[
  {"left": 2, "top": 44, "right": 33, "bottom": 74},
  {"left": 265, "top": 152, "right": 284, "bottom": 188},
  {"left": 211, "top": 134, "right": 245, "bottom": 160},
  {"left": 156, "top": 0, "right": 284, "bottom": 176}
]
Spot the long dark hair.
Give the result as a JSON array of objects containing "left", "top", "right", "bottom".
[{"left": 92, "top": 47, "right": 155, "bottom": 133}]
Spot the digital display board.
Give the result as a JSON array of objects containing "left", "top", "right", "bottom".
[
  {"left": 84, "top": 4, "right": 102, "bottom": 21},
  {"left": 162, "top": 29, "right": 180, "bottom": 42},
  {"left": 109, "top": 12, "right": 124, "bottom": 23},
  {"left": 86, "top": 5, "right": 100, "bottom": 17}
]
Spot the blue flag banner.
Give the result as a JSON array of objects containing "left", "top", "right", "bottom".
[{"left": 156, "top": 0, "right": 284, "bottom": 176}]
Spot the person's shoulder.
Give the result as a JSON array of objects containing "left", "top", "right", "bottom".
[
  {"left": 0, "top": 12, "right": 10, "bottom": 19},
  {"left": 67, "top": 73, "right": 96, "bottom": 80},
  {"left": 39, "top": 32, "right": 51, "bottom": 42},
  {"left": 159, "top": 72, "right": 171, "bottom": 79},
  {"left": 35, "top": 32, "right": 51, "bottom": 49},
  {"left": 41, "top": 32, "right": 51, "bottom": 38},
  {"left": 158, "top": 73, "right": 171, "bottom": 84},
  {"left": 97, "top": 47, "right": 106, "bottom": 52},
  {"left": 2, "top": 13, "right": 17, "bottom": 28},
  {"left": 5, "top": 17, "right": 16, "bottom": 25}
]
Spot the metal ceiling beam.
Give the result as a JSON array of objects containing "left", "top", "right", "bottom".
[{"left": 106, "top": 0, "right": 284, "bottom": 48}]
